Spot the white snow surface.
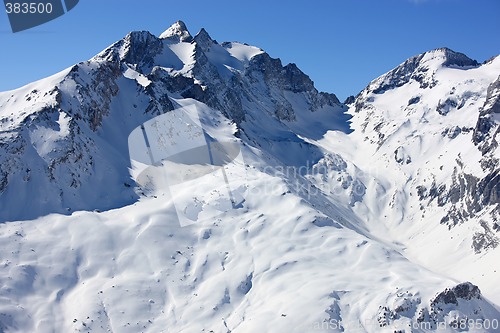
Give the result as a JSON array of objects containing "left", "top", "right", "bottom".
[{"left": 223, "top": 42, "right": 264, "bottom": 64}]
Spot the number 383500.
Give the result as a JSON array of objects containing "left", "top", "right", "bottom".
[{"left": 5, "top": 2, "right": 53, "bottom": 14}]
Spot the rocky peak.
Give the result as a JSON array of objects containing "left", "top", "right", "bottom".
[
  {"left": 193, "top": 28, "right": 216, "bottom": 51},
  {"left": 426, "top": 47, "right": 479, "bottom": 68},
  {"left": 120, "top": 31, "right": 163, "bottom": 71},
  {"left": 282, "top": 63, "right": 316, "bottom": 93},
  {"left": 159, "top": 20, "right": 192, "bottom": 42},
  {"left": 247, "top": 54, "right": 314, "bottom": 93},
  {"left": 343, "top": 95, "right": 355, "bottom": 105},
  {"left": 359, "top": 48, "right": 478, "bottom": 97}
]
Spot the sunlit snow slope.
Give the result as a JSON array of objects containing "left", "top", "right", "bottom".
[
  {"left": 318, "top": 49, "right": 500, "bottom": 305},
  {"left": 0, "top": 22, "right": 499, "bottom": 333}
]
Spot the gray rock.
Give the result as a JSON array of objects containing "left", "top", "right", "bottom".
[
  {"left": 407, "top": 96, "right": 420, "bottom": 105},
  {"left": 436, "top": 97, "right": 458, "bottom": 115},
  {"left": 438, "top": 47, "right": 479, "bottom": 67},
  {"left": 431, "top": 282, "right": 481, "bottom": 307},
  {"left": 473, "top": 75, "right": 500, "bottom": 155},
  {"left": 343, "top": 95, "right": 355, "bottom": 105}
]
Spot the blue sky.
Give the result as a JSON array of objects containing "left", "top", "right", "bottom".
[{"left": 1, "top": 0, "right": 499, "bottom": 100}]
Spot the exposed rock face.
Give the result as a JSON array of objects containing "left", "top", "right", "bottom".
[
  {"left": 474, "top": 75, "right": 500, "bottom": 157},
  {"left": 431, "top": 282, "right": 481, "bottom": 306},
  {"left": 439, "top": 48, "right": 479, "bottom": 67},
  {"left": 343, "top": 95, "right": 355, "bottom": 105},
  {"left": 433, "top": 76, "right": 500, "bottom": 233},
  {"left": 472, "top": 220, "right": 499, "bottom": 254},
  {"left": 370, "top": 52, "right": 431, "bottom": 94},
  {"left": 119, "top": 31, "right": 164, "bottom": 73}
]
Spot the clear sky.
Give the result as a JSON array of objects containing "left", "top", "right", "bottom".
[{"left": 1, "top": 0, "right": 499, "bottom": 100}]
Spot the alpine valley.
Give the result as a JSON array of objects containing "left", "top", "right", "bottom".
[{"left": 0, "top": 21, "right": 499, "bottom": 332}]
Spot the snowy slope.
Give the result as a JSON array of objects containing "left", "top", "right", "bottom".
[
  {"left": 318, "top": 48, "right": 500, "bottom": 303},
  {"left": 1, "top": 22, "right": 499, "bottom": 333}
]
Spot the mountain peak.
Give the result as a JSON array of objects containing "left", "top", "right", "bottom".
[
  {"left": 159, "top": 20, "right": 192, "bottom": 42},
  {"left": 424, "top": 47, "right": 479, "bottom": 68},
  {"left": 363, "top": 47, "right": 481, "bottom": 95},
  {"left": 193, "top": 28, "right": 216, "bottom": 50}
]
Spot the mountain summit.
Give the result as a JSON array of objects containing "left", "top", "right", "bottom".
[
  {"left": 159, "top": 20, "right": 193, "bottom": 41},
  {"left": 425, "top": 47, "right": 479, "bottom": 68},
  {"left": 0, "top": 22, "right": 499, "bottom": 332},
  {"left": 360, "top": 47, "right": 480, "bottom": 97}
]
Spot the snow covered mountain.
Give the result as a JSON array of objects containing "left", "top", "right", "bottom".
[
  {"left": 338, "top": 48, "right": 500, "bottom": 301},
  {"left": 0, "top": 21, "right": 499, "bottom": 332},
  {"left": 0, "top": 20, "right": 346, "bottom": 222}
]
